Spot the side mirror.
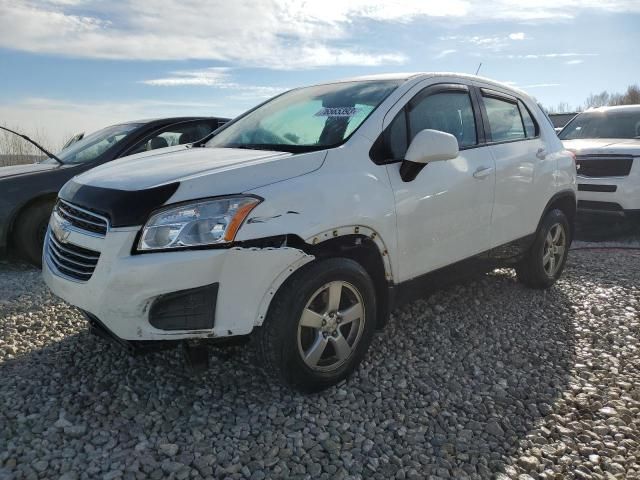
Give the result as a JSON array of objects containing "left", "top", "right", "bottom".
[{"left": 400, "top": 129, "right": 459, "bottom": 182}]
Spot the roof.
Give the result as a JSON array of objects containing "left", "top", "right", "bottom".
[
  {"left": 123, "top": 116, "right": 224, "bottom": 125},
  {"left": 336, "top": 72, "right": 533, "bottom": 98},
  {"left": 585, "top": 104, "right": 640, "bottom": 113},
  {"left": 106, "top": 116, "right": 230, "bottom": 131}
]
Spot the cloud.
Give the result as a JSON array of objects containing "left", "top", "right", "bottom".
[
  {"left": 507, "top": 53, "right": 598, "bottom": 59},
  {"left": 141, "top": 68, "right": 231, "bottom": 87},
  {"left": 434, "top": 49, "right": 457, "bottom": 59},
  {"left": 141, "top": 68, "right": 289, "bottom": 100},
  {"left": 440, "top": 32, "right": 529, "bottom": 51},
  {"left": 0, "top": 0, "right": 413, "bottom": 68},
  {"left": 0, "top": 0, "right": 638, "bottom": 68},
  {"left": 565, "top": 59, "right": 584, "bottom": 65}
]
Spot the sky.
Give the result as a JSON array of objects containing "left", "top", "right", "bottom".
[{"left": 0, "top": 0, "right": 639, "bottom": 146}]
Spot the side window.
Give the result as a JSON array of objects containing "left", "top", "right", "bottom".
[
  {"left": 518, "top": 100, "right": 538, "bottom": 138},
  {"left": 127, "top": 121, "right": 216, "bottom": 156},
  {"left": 372, "top": 89, "right": 477, "bottom": 163},
  {"left": 408, "top": 91, "right": 477, "bottom": 148},
  {"left": 385, "top": 110, "right": 409, "bottom": 161},
  {"left": 483, "top": 96, "right": 525, "bottom": 142}
]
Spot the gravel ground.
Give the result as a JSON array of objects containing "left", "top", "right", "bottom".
[{"left": 1, "top": 235, "right": 639, "bottom": 479}]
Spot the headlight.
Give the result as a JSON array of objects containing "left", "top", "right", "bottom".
[{"left": 137, "top": 196, "right": 260, "bottom": 251}]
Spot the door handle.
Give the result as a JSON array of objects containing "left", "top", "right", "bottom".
[
  {"left": 536, "top": 148, "right": 547, "bottom": 160},
  {"left": 473, "top": 166, "right": 494, "bottom": 179}
]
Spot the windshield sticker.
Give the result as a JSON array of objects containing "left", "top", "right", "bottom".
[{"left": 315, "top": 107, "right": 361, "bottom": 118}]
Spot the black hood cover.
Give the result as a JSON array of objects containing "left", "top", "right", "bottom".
[{"left": 59, "top": 180, "right": 179, "bottom": 227}]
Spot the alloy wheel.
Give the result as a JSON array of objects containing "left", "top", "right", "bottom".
[
  {"left": 297, "top": 280, "right": 366, "bottom": 372},
  {"left": 543, "top": 223, "right": 566, "bottom": 277}
]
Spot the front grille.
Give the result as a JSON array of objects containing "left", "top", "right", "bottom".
[
  {"left": 46, "top": 231, "right": 100, "bottom": 282},
  {"left": 576, "top": 155, "right": 633, "bottom": 177},
  {"left": 55, "top": 200, "right": 109, "bottom": 236}
]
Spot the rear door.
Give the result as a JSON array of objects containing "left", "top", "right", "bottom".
[
  {"left": 382, "top": 83, "right": 497, "bottom": 282},
  {"left": 478, "top": 89, "right": 552, "bottom": 247}
]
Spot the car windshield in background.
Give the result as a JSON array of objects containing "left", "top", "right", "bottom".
[
  {"left": 559, "top": 110, "right": 640, "bottom": 140},
  {"left": 56, "top": 123, "right": 141, "bottom": 164},
  {"left": 207, "top": 80, "right": 402, "bottom": 153}
]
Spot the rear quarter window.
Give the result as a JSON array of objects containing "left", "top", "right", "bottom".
[{"left": 518, "top": 100, "right": 539, "bottom": 138}]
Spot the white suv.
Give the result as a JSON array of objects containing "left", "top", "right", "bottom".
[
  {"left": 43, "top": 73, "right": 576, "bottom": 391},
  {"left": 559, "top": 105, "right": 640, "bottom": 219}
]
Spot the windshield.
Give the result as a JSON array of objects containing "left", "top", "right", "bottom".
[
  {"left": 207, "top": 80, "right": 402, "bottom": 152},
  {"left": 56, "top": 123, "right": 141, "bottom": 164},
  {"left": 559, "top": 110, "right": 640, "bottom": 140}
]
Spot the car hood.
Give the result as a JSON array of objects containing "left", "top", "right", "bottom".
[
  {"left": 74, "top": 146, "right": 327, "bottom": 194},
  {"left": 0, "top": 161, "right": 65, "bottom": 180},
  {"left": 562, "top": 138, "right": 640, "bottom": 156}
]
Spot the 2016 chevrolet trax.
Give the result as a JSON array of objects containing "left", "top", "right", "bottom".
[{"left": 43, "top": 73, "right": 577, "bottom": 392}]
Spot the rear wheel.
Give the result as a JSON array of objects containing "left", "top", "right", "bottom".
[
  {"left": 256, "top": 258, "right": 376, "bottom": 392},
  {"left": 516, "top": 209, "right": 570, "bottom": 289},
  {"left": 13, "top": 200, "right": 55, "bottom": 268}
]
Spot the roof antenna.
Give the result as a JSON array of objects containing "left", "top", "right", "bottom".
[{"left": 475, "top": 62, "right": 483, "bottom": 75}]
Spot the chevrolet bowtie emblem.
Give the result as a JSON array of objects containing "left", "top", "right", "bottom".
[
  {"left": 51, "top": 212, "right": 72, "bottom": 243},
  {"left": 58, "top": 226, "right": 71, "bottom": 243}
]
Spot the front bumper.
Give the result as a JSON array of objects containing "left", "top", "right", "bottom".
[
  {"left": 43, "top": 223, "right": 313, "bottom": 341},
  {"left": 576, "top": 160, "right": 640, "bottom": 216},
  {"left": 84, "top": 311, "right": 180, "bottom": 353}
]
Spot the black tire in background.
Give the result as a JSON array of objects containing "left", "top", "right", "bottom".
[
  {"left": 516, "top": 208, "right": 571, "bottom": 289},
  {"left": 13, "top": 200, "right": 54, "bottom": 268},
  {"left": 255, "top": 257, "right": 377, "bottom": 393}
]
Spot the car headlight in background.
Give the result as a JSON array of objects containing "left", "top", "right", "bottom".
[{"left": 138, "top": 196, "right": 261, "bottom": 251}]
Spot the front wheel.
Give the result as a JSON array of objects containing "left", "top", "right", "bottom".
[
  {"left": 255, "top": 258, "right": 377, "bottom": 392},
  {"left": 516, "top": 209, "right": 571, "bottom": 289},
  {"left": 13, "top": 200, "right": 55, "bottom": 268}
]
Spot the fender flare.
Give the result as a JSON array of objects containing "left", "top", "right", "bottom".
[
  {"left": 537, "top": 189, "right": 577, "bottom": 233},
  {"left": 254, "top": 248, "right": 315, "bottom": 326},
  {"left": 305, "top": 225, "right": 394, "bottom": 281},
  {"left": 254, "top": 225, "right": 394, "bottom": 327}
]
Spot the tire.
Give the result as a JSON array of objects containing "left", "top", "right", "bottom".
[
  {"left": 13, "top": 200, "right": 54, "bottom": 268},
  {"left": 516, "top": 209, "right": 571, "bottom": 289},
  {"left": 255, "top": 257, "right": 377, "bottom": 392}
]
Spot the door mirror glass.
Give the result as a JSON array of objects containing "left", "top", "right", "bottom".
[{"left": 405, "top": 129, "right": 459, "bottom": 164}]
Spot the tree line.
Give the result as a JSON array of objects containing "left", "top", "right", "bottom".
[
  {"left": 546, "top": 84, "right": 640, "bottom": 113},
  {"left": 0, "top": 127, "right": 57, "bottom": 167}
]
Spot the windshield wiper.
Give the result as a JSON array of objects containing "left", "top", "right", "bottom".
[
  {"left": 228, "top": 144, "right": 283, "bottom": 151},
  {"left": 0, "top": 125, "right": 63, "bottom": 164},
  {"left": 223, "top": 143, "right": 322, "bottom": 154}
]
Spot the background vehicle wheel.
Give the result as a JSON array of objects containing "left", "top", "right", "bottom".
[
  {"left": 516, "top": 209, "right": 571, "bottom": 289},
  {"left": 13, "top": 200, "right": 54, "bottom": 268},
  {"left": 256, "top": 257, "right": 377, "bottom": 392}
]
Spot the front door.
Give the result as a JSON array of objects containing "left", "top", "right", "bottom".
[{"left": 384, "top": 85, "right": 496, "bottom": 282}]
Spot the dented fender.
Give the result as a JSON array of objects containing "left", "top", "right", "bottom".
[{"left": 218, "top": 247, "right": 314, "bottom": 332}]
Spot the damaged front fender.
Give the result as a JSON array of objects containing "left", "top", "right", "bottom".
[{"left": 214, "top": 246, "right": 314, "bottom": 335}]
